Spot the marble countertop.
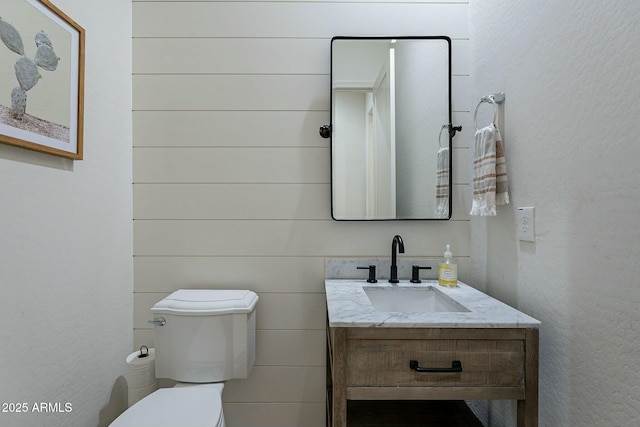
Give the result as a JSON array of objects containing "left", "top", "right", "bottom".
[{"left": 325, "top": 279, "right": 541, "bottom": 328}]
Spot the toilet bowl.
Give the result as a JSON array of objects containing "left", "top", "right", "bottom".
[
  {"left": 109, "top": 289, "right": 258, "bottom": 427},
  {"left": 110, "top": 383, "right": 225, "bottom": 427}
]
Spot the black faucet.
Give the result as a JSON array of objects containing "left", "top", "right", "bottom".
[{"left": 389, "top": 235, "right": 405, "bottom": 283}]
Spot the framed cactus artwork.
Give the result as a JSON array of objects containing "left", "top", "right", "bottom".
[{"left": 0, "top": 0, "right": 84, "bottom": 159}]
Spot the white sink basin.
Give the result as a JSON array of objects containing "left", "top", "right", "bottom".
[{"left": 363, "top": 286, "right": 470, "bottom": 313}]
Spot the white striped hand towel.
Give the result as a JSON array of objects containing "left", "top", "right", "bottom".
[
  {"left": 435, "top": 146, "right": 450, "bottom": 218},
  {"left": 470, "top": 124, "right": 509, "bottom": 216}
]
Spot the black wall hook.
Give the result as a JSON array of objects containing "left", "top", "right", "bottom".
[
  {"left": 319, "top": 124, "right": 331, "bottom": 138},
  {"left": 449, "top": 124, "right": 462, "bottom": 138}
]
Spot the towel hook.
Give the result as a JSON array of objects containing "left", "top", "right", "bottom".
[{"left": 474, "top": 92, "right": 505, "bottom": 131}]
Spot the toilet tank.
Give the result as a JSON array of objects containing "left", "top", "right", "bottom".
[{"left": 150, "top": 289, "right": 258, "bottom": 383}]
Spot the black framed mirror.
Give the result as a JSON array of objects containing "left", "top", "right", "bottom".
[{"left": 324, "top": 36, "right": 455, "bottom": 220}]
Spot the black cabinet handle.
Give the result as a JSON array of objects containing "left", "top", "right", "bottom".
[{"left": 409, "top": 359, "right": 462, "bottom": 373}]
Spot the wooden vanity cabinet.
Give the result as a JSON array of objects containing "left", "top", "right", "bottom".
[{"left": 327, "top": 326, "right": 538, "bottom": 427}]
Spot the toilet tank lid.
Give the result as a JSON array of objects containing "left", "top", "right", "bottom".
[{"left": 151, "top": 289, "right": 258, "bottom": 315}]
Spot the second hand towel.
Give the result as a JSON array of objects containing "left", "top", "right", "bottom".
[{"left": 435, "top": 146, "right": 450, "bottom": 218}]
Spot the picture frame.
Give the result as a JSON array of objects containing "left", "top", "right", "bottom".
[{"left": 0, "top": 0, "right": 85, "bottom": 159}]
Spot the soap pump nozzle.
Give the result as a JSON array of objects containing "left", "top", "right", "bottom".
[{"left": 444, "top": 244, "right": 452, "bottom": 260}]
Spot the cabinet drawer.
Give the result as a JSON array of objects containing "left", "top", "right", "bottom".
[{"left": 346, "top": 338, "right": 524, "bottom": 388}]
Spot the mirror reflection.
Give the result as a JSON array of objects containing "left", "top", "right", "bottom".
[{"left": 330, "top": 37, "right": 452, "bottom": 220}]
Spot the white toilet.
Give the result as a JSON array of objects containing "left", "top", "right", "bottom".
[{"left": 110, "top": 289, "right": 259, "bottom": 427}]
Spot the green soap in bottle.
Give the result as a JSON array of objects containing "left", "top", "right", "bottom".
[{"left": 438, "top": 244, "right": 458, "bottom": 287}]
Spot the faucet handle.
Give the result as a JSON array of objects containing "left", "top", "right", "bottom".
[
  {"left": 357, "top": 265, "right": 377, "bottom": 283},
  {"left": 410, "top": 265, "right": 432, "bottom": 283}
]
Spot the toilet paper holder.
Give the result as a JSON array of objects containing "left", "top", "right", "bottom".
[{"left": 138, "top": 345, "right": 150, "bottom": 358}]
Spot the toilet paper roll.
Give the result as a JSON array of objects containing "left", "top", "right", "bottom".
[
  {"left": 128, "top": 380, "right": 159, "bottom": 407},
  {"left": 126, "top": 347, "right": 156, "bottom": 389}
]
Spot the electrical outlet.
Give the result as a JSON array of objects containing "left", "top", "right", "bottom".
[{"left": 517, "top": 207, "right": 535, "bottom": 242}]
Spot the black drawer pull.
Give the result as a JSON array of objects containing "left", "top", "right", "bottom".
[{"left": 409, "top": 359, "right": 462, "bottom": 373}]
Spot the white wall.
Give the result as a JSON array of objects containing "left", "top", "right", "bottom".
[
  {"left": 132, "top": 1, "right": 470, "bottom": 425},
  {"left": 0, "top": 1, "right": 133, "bottom": 426},
  {"left": 396, "top": 40, "right": 449, "bottom": 217},
  {"left": 469, "top": 0, "right": 640, "bottom": 425},
  {"left": 333, "top": 90, "right": 368, "bottom": 218}
]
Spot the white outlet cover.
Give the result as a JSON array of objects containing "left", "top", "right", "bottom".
[{"left": 517, "top": 207, "right": 535, "bottom": 242}]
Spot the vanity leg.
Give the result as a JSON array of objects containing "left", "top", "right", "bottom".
[
  {"left": 517, "top": 328, "right": 539, "bottom": 427},
  {"left": 332, "top": 328, "right": 347, "bottom": 427}
]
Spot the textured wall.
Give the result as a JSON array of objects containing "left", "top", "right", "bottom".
[
  {"left": 132, "top": 1, "right": 471, "bottom": 425},
  {"left": 0, "top": 1, "right": 133, "bottom": 426},
  {"left": 469, "top": 0, "right": 640, "bottom": 425}
]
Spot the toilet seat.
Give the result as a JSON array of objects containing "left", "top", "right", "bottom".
[{"left": 109, "top": 384, "right": 224, "bottom": 427}]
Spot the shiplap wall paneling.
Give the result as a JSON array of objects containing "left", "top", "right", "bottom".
[{"left": 133, "top": 1, "right": 470, "bottom": 425}]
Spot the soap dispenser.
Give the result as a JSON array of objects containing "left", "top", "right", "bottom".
[{"left": 438, "top": 244, "right": 458, "bottom": 287}]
